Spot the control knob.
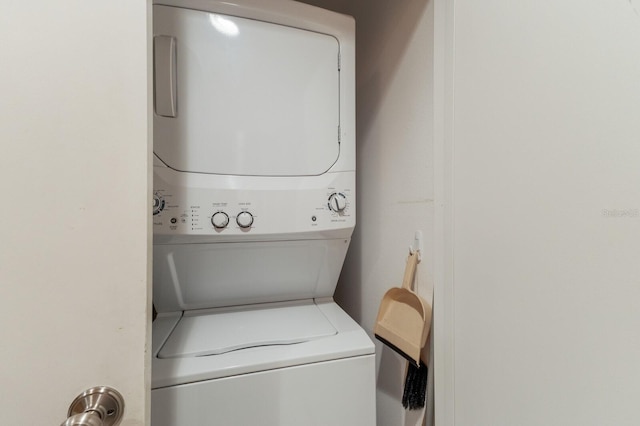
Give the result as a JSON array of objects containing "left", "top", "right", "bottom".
[
  {"left": 236, "top": 211, "right": 254, "bottom": 228},
  {"left": 211, "top": 211, "right": 229, "bottom": 229},
  {"left": 152, "top": 194, "right": 165, "bottom": 215},
  {"left": 328, "top": 193, "right": 347, "bottom": 213}
]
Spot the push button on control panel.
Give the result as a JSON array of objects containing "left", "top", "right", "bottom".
[{"left": 236, "top": 211, "right": 254, "bottom": 228}]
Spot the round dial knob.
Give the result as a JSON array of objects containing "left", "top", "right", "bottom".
[
  {"left": 152, "top": 194, "right": 165, "bottom": 215},
  {"left": 236, "top": 211, "right": 254, "bottom": 228},
  {"left": 211, "top": 211, "right": 229, "bottom": 229},
  {"left": 328, "top": 193, "right": 347, "bottom": 213}
]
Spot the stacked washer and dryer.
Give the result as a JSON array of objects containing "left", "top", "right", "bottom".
[{"left": 151, "top": 0, "right": 376, "bottom": 424}]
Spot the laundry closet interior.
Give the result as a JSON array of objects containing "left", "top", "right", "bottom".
[{"left": 150, "top": 0, "right": 434, "bottom": 425}]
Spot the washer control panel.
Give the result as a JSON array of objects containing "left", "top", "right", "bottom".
[{"left": 152, "top": 170, "right": 354, "bottom": 237}]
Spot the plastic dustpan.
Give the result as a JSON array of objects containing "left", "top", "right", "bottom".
[{"left": 374, "top": 251, "right": 431, "bottom": 366}]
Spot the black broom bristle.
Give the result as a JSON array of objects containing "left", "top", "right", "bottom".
[{"left": 402, "top": 360, "right": 428, "bottom": 410}]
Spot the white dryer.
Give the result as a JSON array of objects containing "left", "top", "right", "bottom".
[{"left": 151, "top": 1, "right": 375, "bottom": 424}]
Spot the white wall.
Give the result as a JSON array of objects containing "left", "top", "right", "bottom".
[
  {"left": 298, "top": 1, "right": 435, "bottom": 425},
  {"left": 0, "top": 1, "right": 151, "bottom": 424},
  {"left": 438, "top": 1, "right": 640, "bottom": 425}
]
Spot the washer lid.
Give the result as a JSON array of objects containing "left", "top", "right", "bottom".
[
  {"left": 153, "top": 6, "right": 341, "bottom": 176},
  {"left": 158, "top": 301, "right": 337, "bottom": 358}
]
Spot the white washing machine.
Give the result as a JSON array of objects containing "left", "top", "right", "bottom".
[{"left": 151, "top": 1, "right": 376, "bottom": 425}]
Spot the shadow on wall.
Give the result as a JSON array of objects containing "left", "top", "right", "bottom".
[
  {"left": 312, "top": 0, "right": 431, "bottom": 327},
  {"left": 295, "top": 2, "right": 433, "bottom": 425}
]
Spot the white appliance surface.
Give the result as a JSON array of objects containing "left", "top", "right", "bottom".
[
  {"left": 154, "top": 5, "right": 340, "bottom": 177},
  {"left": 151, "top": 354, "right": 376, "bottom": 426},
  {"left": 158, "top": 300, "right": 338, "bottom": 358},
  {"left": 151, "top": 1, "right": 373, "bottom": 424},
  {"left": 153, "top": 239, "right": 350, "bottom": 311},
  {"left": 152, "top": 162, "right": 355, "bottom": 242},
  {"left": 152, "top": 300, "right": 374, "bottom": 388}
]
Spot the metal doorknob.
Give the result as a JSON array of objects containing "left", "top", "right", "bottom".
[
  {"left": 61, "top": 386, "right": 124, "bottom": 426},
  {"left": 62, "top": 411, "right": 103, "bottom": 426}
]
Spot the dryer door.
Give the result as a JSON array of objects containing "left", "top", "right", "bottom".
[{"left": 153, "top": 6, "right": 341, "bottom": 176}]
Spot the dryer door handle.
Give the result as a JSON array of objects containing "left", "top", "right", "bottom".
[
  {"left": 154, "top": 35, "right": 177, "bottom": 118},
  {"left": 60, "top": 386, "right": 124, "bottom": 426}
]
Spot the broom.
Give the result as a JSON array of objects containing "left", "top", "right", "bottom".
[
  {"left": 374, "top": 250, "right": 432, "bottom": 410},
  {"left": 402, "top": 353, "right": 428, "bottom": 410},
  {"left": 403, "top": 285, "right": 434, "bottom": 411}
]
